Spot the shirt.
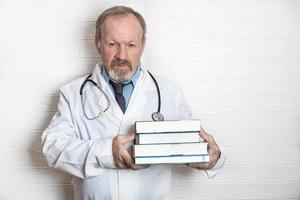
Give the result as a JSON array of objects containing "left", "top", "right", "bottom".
[
  {"left": 101, "top": 64, "right": 142, "bottom": 107},
  {"left": 42, "top": 64, "right": 226, "bottom": 200}
]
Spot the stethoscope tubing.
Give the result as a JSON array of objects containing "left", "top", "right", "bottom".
[
  {"left": 79, "top": 70, "right": 163, "bottom": 121},
  {"left": 147, "top": 71, "right": 161, "bottom": 113}
]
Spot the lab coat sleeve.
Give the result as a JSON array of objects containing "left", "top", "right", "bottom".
[
  {"left": 41, "top": 88, "right": 116, "bottom": 179},
  {"left": 175, "top": 86, "right": 226, "bottom": 178},
  {"left": 205, "top": 144, "right": 226, "bottom": 178}
]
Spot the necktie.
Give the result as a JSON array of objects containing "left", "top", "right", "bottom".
[{"left": 110, "top": 80, "right": 126, "bottom": 113}]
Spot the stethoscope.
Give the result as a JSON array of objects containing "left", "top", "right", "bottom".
[{"left": 79, "top": 71, "right": 164, "bottom": 121}]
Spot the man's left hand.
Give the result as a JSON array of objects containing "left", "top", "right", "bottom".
[{"left": 188, "top": 127, "right": 221, "bottom": 170}]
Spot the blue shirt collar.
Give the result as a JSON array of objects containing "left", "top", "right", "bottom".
[{"left": 101, "top": 63, "right": 141, "bottom": 86}]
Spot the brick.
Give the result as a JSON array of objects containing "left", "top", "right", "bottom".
[
  {"left": 19, "top": 185, "right": 73, "bottom": 200},
  {"left": 0, "top": 166, "right": 71, "bottom": 184},
  {"left": 188, "top": 182, "right": 300, "bottom": 199},
  {"left": 172, "top": 164, "right": 300, "bottom": 183},
  {"left": 201, "top": 112, "right": 300, "bottom": 130}
]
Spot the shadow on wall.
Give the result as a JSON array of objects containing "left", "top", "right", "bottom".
[
  {"left": 28, "top": 15, "right": 101, "bottom": 200},
  {"left": 29, "top": 94, "right": 73, "bottom": 200}
]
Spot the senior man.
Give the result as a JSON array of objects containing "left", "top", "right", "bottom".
[{"left": 42, "top": 6, "right": 225, "bottom": 200}]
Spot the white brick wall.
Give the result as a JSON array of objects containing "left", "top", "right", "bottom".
[{"left": 0, "top": 0, "right": 299, "bottom": 199}]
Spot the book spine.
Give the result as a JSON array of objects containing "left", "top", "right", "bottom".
[
  {"left": 135, "top": 132, "right": 202, "bottom": 145},
  {"left": 135, "top": 120, "right": 201, "bottom": 133},
  {"left": 135, "top": 155, "right": 210, "bottom": 164},
  {"left": 133, "top": 143, "right": 208, "bottom": 157}
]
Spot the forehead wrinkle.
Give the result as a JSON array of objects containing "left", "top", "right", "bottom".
[{"left": 101, "top": 14, "right": 143, "bottom": 43}]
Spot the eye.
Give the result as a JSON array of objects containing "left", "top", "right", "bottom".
[
  {"left": 107, "top": 42, "right": 116, "bottom": 47},
  {"left": 128, "top": 43, "right": 136, "bottom": 48}
]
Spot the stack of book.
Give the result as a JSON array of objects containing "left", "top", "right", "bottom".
[{"left": 133, "top": 120, "right": 209, "bottom": 164}]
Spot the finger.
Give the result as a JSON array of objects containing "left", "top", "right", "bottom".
[
  {"left": 130, "top": 163, "right": 151, "bottom": 170},
  {"left": 116, "top": 161, "right": 127, "bottom": 169},
  {"left": 207, "top": 159, "right": 218, "bottom": 170},
  {"left": 121, "top": 150, "right": 151, "bottom": 170},
  {"left": 189, "top": 155, "right": 217, "bottom": 170},
  {"left": 115, "top": 155, "right": 128, "bottom": 169},
  {"left": 188, "top": 162, "right": 210, "bottom": 170},
  {"left": 199, "top": 127, "right": 211, "bottom": 142},
  {"left": 132, "top": 164, "right": 151, "bottom": 170},
  {"left": 121, "top": 150, "right": 136, "bottom": 169},
  {"left": 118, "top": 133, "right": 136, "bottom": 144},
  {"left": 208, "top": 149, "right": 221, "bottom": 169},
  {"left": 200, "top": 128, "right": 217, "bottom": 146},
  {"left": 204, "top": 147, "right": 220, "bottom": 169},
  {"left": 208, "top": 144, "right": 220, "bottom": 160},
  {"left": 112, "top": 139, "right": 126, "bottom": 169}
]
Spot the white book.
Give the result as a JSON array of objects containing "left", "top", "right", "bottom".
[
  {"left": 135, "top": 132, "right": 202, "bottom": 144},
  {"left": 133, "top": 142, "right": 208, "bottom": 157},
  {"left": 135, "top": 155, "right": 209, "bottom": 164},
  {"left": 135, "top": 120, "right": 201, "bottom": 134}
]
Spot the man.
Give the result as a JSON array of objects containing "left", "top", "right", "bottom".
[{"left": 42, "top": 6, "right": 225, "bottom": 200}]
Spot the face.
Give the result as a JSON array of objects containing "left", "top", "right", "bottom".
[{"left": 96, "top": 14, "right": 145, "bottom": 83}]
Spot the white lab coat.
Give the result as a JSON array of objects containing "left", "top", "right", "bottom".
[{"left": 42, "top": 64, "right": 225, "bottom": 200}]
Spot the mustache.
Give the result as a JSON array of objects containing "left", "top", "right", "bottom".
[{"left": 110, "top": 57, "right": 132, "bottom": 69}]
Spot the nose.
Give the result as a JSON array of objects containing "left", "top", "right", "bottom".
[{"left": 115, "top": 45, "right": 128, "bottom": 60}]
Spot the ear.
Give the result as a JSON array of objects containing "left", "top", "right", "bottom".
[
  {"left": 94, "top": 35, "right": 101, "bottom": 55},
  {"left": 141, "top": 39, "right": 146, "bottom": 53}
]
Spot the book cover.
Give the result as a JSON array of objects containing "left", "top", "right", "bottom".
[
  {"left": 135, "top": 154, "right": 209, "bottom": 164},
  {"left": 135, "top": 132, "right": 202, "bottom": 144},
  {"left": 135, "top": 120, "right": 201, "bottom": 134},
  {"left": 133, "top": 142, "right": 208, "bottom": 157}
]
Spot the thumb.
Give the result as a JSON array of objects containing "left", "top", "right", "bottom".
[
  {"left": 119, "top": 132, "right": 136, "bottom": 144},
  {"left": 199, "top": 127, "right": 211, "bottom": 142}
]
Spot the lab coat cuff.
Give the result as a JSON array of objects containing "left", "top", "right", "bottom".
[
  {"left": 96, "top": 138, "right": 116, "bottom": 169},
  {"left": 85, "top": 138, "right": 116, "bottom": 178},
  {"left": 205, "top": 145, "right": 226, "bottom": 178},
  {"left": 87, "top": 138, "right": 116, "bottom": 170}
]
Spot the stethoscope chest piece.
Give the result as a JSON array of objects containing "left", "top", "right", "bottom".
[{"left": 152, "top": 112, "right": 164, "bottom": 121}]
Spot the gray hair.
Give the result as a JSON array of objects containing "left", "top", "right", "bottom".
[{"left": 95, "top": 6, "right": 146, "bottom": 43}]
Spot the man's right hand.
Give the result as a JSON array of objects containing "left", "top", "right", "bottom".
[{"left": 112, "top": 132, "right": 150, "bottom": 170}]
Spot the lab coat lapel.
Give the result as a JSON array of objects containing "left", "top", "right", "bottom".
[
  {"left": 90, "top": 64, "right": 124, "bottom": 120},
  {"left": 125, "top": 68, "right": 157, "bottom": 122},
  {"left": 111, "top": 67, "right": 157, "bottom": 137},
  {"left": 88, "top": 64, "right": 157, "bottom": 135}
]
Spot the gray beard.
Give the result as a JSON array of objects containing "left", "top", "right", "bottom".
[
  {"left": 107, "top": 57, "right": 134, "bottom": 83},
  {"left": 108, "top": 68, "right": 134, "bottom": 83}
]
